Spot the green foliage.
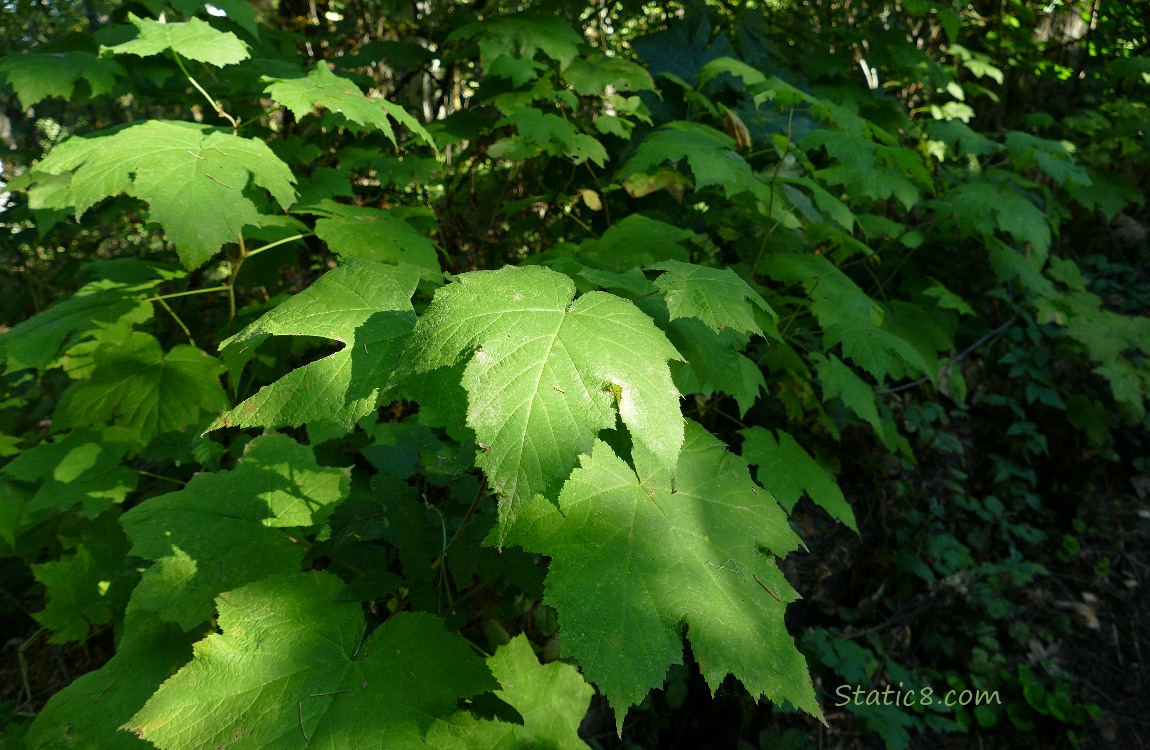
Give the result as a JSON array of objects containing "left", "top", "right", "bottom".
[
  {"left": 26, "top": 121, "right": 296, "bottom": 268},
  {"left": 403, "top": 265, "right": 684, "bottom": 531},
  {"left": 1, "top": 0, "right": 1146, "bottom": 747},
  {"left": 507, "top": 423, "right": 817, "bottom": 727}
]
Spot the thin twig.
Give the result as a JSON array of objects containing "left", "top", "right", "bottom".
[{"left": 875, "top": 318, "right": 1017, "bottom": 395}]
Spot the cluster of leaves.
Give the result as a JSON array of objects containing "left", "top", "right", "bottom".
[{"left": 0, "top": 0, "right": 1147, "bottom": 747}]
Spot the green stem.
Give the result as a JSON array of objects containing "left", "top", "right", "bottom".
[
  {"left": 146, "top": 285, "right": 230, "bottom": 302},
  {"left": 135, "top": 469, "right": 186, "bottom": 486},
  {"left": 245, "top": 232, "right": 311, "bottom": 260},
  {"left": 156, "top": 296, "right": 197, "bottom": 347},
  {"left": 172, "top": 50, "right": 238, "bottom": 133},
  {"left": 234, "top": 103, "right": 286, "bottom": 131}
]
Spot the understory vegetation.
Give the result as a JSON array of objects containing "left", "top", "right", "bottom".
[{"left": 0, "top": 0, "right": 1147, "bottom": 747}]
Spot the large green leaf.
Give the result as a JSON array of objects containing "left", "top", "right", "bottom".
[
  {"left": 428, "top": 634, "right": 594, "bottom": 749},
  {"left": 0, "top": 52, "right": 124, "bottom": 107},
  {"left": 402, "top": 265, "right": 684, "bottom": 530},
  {"left": 102, "top": 13, "right": 249, "bottom": 67},
  {"left": 28, "top": 120, "right": 296, "bottom": 269},
  {"left": 120, "top": 434, "right": 348, "bottom": 629},
  {"left": 506, "top": 421, "right": 820, "bottom": 728},
  {"left": 264, "top": 63, "right": 435, "bottom": 147},
  {"left": 649, "top": 260, "right": 776, "bottom": 335},
  {"left": 54, "top": 332, "right": 227, "bottom": 446},
  {"left": 126, "top": 572, "right": 497, "bottom": 749},
  {"left": 210, "top": 259, "right": 418, "bottom": 431}
]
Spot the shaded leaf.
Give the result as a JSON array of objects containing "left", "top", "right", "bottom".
[
  {"left": 740, "top": 427, "right": 856, "bottom": 530},
  {"left": 54, "top": 332, "right": 227, "bottom": 446},
  {"left": 0, "top": 52, "right": 124, "bottom": 107},
  {"left": 25, "top": 621, "right": 196, "bottom": 750},
  {"left": 126, "top": 572, "right": 496, "bottom": 749},
  {"left": 120, "top": 434, "right": 349, "bottom": 629}
]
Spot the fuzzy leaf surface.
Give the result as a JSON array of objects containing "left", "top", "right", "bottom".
[
  {"left": 126, "top": 572, "right": 496, "bottom": 749},
  {"left": 505, "top": 421, "right": 819, "bottom": 727},
  {"left": 650, "top": 260, "right": 775, "bottom": 334},
  {"left": 29, "top": 120, "right": 296, "bottom": 269},
  {"left": 102, "top": 13, "right": 249, "bottom": 66},
  {"left": 120, "top": 434, "right": 348, "bottom": 629},
  {"left": 403, "top": 265, "right": 684, "bottom": 529},
  {"left": 211, "top": 260, "right": 418, "bottom": 431},
  {"left": 264, "top": 63, "right": 435, "bottom": 147}
]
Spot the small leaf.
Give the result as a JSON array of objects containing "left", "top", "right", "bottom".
[
  {"left": 0, "top": 52, "right": 124, "bottom": 107},
  {"left": 740, "top": 427, "right": 857, "bottom": 530},
  {"left": 650, "top": 259, "right": 776, "bottom": 335},
  {"left": 32, "top": 515, "right": 131, "bottom": 643},
  {"left": 103, "top": 13, "right": 250, "bottom": 67},
  {"left": 450, "top": 14, "right": 584, "bottom": 72},
  {"left": 428, "top": 634, "right": 594, "bottom": 749},
  {"left": 264, "top": 63, "right": 435, "bottom": 148},
  {"left": 620, "top": 121, "right": 753, "bottom": 196}
]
